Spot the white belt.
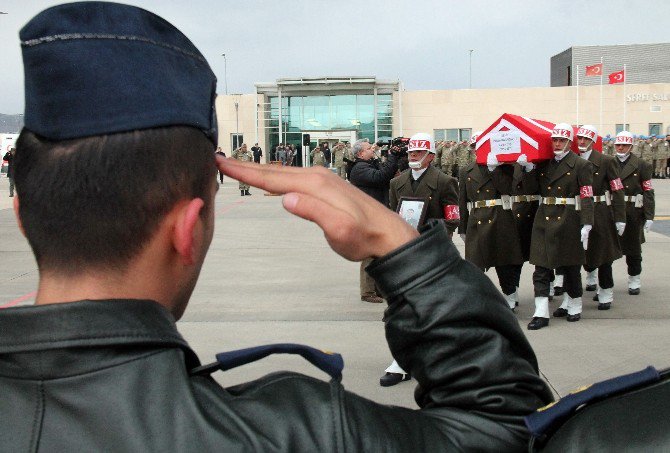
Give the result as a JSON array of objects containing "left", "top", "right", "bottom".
[
  {"left": 512, "top": 195, "right": 540, "bottom": 203},
  {"left": 540, "top": 196, "right": 581, "bottom": 211},
  {"left": 593, "top": 191, "right": 611, "bottom": 205},
  {"left": 625, "top": 194, "right": 644, "bottom": 208},
  {"left": 467, "top": 195, "right": 512, "bottom": 211}
]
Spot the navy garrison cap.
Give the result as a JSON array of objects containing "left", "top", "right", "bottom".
[{"left": 20, "top": 1, "right": 218, "bottom": 145}]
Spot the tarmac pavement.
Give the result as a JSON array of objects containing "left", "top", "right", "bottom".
[{"left": 1, "top": 172, "right": 670, "bottom": 409}]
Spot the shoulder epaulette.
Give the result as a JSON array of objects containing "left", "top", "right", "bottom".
[{"left": 190, "top": 343, "right": 344, "bottom": 382}]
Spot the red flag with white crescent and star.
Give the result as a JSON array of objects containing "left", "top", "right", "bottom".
[
  {"left": 585, "top": 63, "right": 602, "bottom": 77},
  {"left": 608, "top": 70, "right": 625, "bottom": 84}
]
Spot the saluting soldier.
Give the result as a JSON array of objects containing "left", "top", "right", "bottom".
[
  {"left": 521, "top": 123, "right": 594, "bottom": 330},
  {"left": 602, "top": 137, "right": 615, "bottom": 156},
  {"left": 232, "top": 143, "right": 253, "bottom": 196},
  {"left": 613, "top": 131, "right": 655, "bottom": 295},
  {"left": 310, "top": 146, "right": 327, "bottom": 167},
  {"left": 652, "top": 136, "right": 669, "bottom": 179},
  {"left": 440, "top": 141, "right": 457, "bottom": 176},
  {"left": 640, "top": 137, "right": 654, "bottom": 166},
  {"left": 567, "top": 125, "right": 626, "bottom": 312},
  {"left": 432, "top": 140, "right": 444, "bottom": 168},
  {"left": 332, "top": 142, "right": 346, "bottom": 179},
  {"left": 455, "top": 139, "right": 476, "bottom": 176},
  {"left": 458, "top": 132, "right": 524, "bottom": 310}
]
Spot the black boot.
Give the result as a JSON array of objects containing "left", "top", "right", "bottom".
[
  {"left": 527, "top": 317, "right": 549, "bottom": 330},
  {"left": 245, "top": 189, "right": 251, "bottom": 196},
  {"left": 379, "top": 372, "right": 411, "bottom": 387},
  {"left": 240, "top": 190, "right": 245, "bottom": 196}
]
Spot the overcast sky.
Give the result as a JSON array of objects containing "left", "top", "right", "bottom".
[{"left": 1, "top": 0, "right": 668, "bottom": 114}]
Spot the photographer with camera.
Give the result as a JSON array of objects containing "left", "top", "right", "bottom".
[{"left": 349, "top": 138, "right": 400, "bottom": 304}]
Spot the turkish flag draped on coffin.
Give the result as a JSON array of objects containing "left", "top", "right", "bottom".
[{"left": 475, "top": 113, "right": 602, "bottom": 164}]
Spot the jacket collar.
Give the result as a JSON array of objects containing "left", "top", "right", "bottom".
[
  {"left": 0, "top": 299, "right": 199, "bottom": 367},
  {"left": 620, "top": 153, "right": 639, "bottom": 180},
  {"left": 396, "top": 166, "right": 439, "bottom": 194},
  {"left": 549, "top": 151, "right": 577, "bottom": 184}
]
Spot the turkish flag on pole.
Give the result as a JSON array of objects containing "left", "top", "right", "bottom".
[
  {"left": 608, "top": 70, "right": 625, "bottom": 84},
  {"left": 585, "top": 63, "right": 603, "bottom": 76}
]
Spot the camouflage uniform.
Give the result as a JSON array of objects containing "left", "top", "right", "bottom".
[
  {"left": 310, "top": 148, "right": 327, "bottom": 167},
  {"left": 231, "top": 145, "right": 253, "bottom": 194},
  {"left": 456, "top": 143, "right": 477, "bottom": 175},
  {"left": 440, "top": 142, "right": 455, "bottom": 176},
  {"left": 631, "top": 139, "right": 642, "bottom": 158},
  {"left": 332, "top": 144, "right": 346, "bottom": 179},
  {"left": 640, "top": 139, "right": 654, "bottom": 165},
  {"left": 602, "top": 140, "right": 615, "bottom": 156},
  {"left": 433, "top": 141, "right": 444, "bottom": 169},
  {"left": 655, "top": 138, "right": 670, "bottom": 178}
]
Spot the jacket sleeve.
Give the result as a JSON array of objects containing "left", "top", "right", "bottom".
[
  {"left": 606, "top": 156, "right": 626, "bottom": 223},
  {"left": 640, "top": 160, "right": 655, "bottom": 220},
  {"left": 457, "top": 168, "right": 468, "bottom": 234},
  {"left": 388, "top": 178, "right": 398, "bottom": 211},
  {"left": 365, "top": 221, "right": 554, "bottom": 449},
  {"left": 577, "top": 160, "right": 595, "bottom": 226}
]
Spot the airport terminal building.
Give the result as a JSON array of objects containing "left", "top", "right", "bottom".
[{"left": 215, "top": 44, "right": 670, "bottom": 165}]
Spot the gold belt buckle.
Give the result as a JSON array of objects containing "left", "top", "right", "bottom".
[
  {"left": 559, "top": 198, "right": 567, "bottom": 205},
  {"left": 487, "top": 199, "right": 496, "bottom": 207},
  {"left": 545, "top": 196, "right": 556, "bottom": 204}
]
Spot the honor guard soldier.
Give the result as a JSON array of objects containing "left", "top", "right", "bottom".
[
  {"left": 522, "top": 123, "right": 594, "bottom": 330},
  {"left": 568, "top": 125, "right": 626, "bottom": 311},
  {"left": 459, "top": 132, "right": 524, "bottom": 309},
  {"left": 1, "top": 3, "right": 554, "bottom": 451},
  {"left": 232, "top": 143, "right": 253, "bottom": 196},
  {"left": 614, "top": 131, "right": 655, "bottom": 295},
  {"left": 384, "top": 132, "right": 460, "bottom": 386}
]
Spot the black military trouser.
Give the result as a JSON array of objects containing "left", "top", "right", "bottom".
[
  {"left": 494, "top": 264, "right": 522, "bottom": 296},
  {"left": 534, "top": 265, "right": 583, "bottom": 298},
  {"left": 625, "top": 255, "right": 642, "bottom": 276},
  {"left": 583, "top": 263, "right": 614, "bottom": 289}
]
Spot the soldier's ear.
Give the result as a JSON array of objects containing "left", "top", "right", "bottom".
[{"left": 172, "top": 198, "right": 205, "bottom": 265}]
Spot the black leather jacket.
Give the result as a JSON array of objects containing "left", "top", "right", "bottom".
[{"left": 0, "top": 222, "right": 552, "bottom": 451}]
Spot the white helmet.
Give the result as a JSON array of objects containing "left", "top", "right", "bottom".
[
  {"left": 468, "top": 131, "right": 483, "bottom": 147},
  {"left": 576, "top": 124, "right": 598, "bottom": 142},
  {"left": 614, "top": 131, "right": 634, "bottom": 146},
  {"left": 551, "top": 123, "right": 574, "bottom": 141},
  {"left": 407, "top": 133, "right": 435, "bottom": 154}
]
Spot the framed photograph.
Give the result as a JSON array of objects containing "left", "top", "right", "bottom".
[{"left": 396, "top": 197, "right": 428, "bottom": 229}]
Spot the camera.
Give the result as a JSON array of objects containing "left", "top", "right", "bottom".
[{"left": 376, "top": 137, "right": 410, "bottom": 156}]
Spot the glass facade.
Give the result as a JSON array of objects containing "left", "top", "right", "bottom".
[{"left": 265, "top": 94, "right": 393, "bottom": 163}]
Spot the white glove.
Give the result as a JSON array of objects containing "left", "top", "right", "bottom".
[
  {"left": 486, "top": 153, "right": 499, "bottom": 171},
  {"left": 644, "top": 220, "right": 653, "bottom": 233},
  {"left": 580, "top": 225, "right": 592, "bottom": 250},
  {"left": 459, "top": 234, "right": 466, "bottom": 243},
  {"left": 516, "top": 154, "right": 535, "bottom": 172},
  {"left": 615, "top": 222, "right": 626, "bottom": 236}
]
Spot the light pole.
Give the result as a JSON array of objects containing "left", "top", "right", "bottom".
[
  {"left": 468, "top": 49, "right": 474, "bottom": 89},
  {"left": 221, "top": 53, "right": 228, "bottom": 95}
]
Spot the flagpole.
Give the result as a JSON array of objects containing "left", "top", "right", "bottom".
[
  {"left": 599, "top": 57, "right": 603, "bottom": 133},
  {"left": 576, "top": 65, "right": 580, "bottom": 126},
  {"left": 623, "top": 64, "right": 627, "bottom": 130}
]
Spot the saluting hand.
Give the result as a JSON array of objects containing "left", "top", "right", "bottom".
[{"left": 216, "top": 156, "right": 418, "bottom": 261}]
